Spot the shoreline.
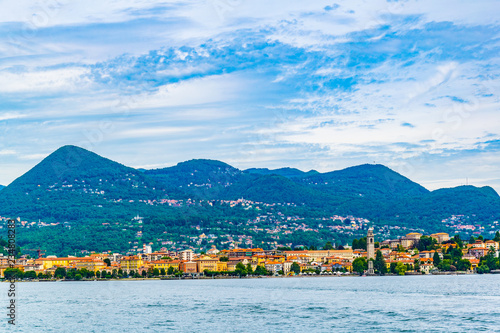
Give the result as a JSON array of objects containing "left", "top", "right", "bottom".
[{"left": 4, "top": 271, "right": 490, "bottom": 282}]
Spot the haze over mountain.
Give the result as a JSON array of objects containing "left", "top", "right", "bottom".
[{"left": 0, "top": 145, "right": 499, "bottom": 226}]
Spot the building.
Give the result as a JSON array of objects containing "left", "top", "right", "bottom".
[
  {"left": 120, "top": 256, "right": 143, "bottom": 273},
  {"left": 142, "top": 244, "right": 152, "bottom": 254},
  {"left": 150, "top": 260, "right": 180, "bottom": 271},
  {"left": 430, "top": 233, "right": 450, "bottom": 244},
  {"left": 367, "top": 228, "right": 375, "bottom": 274},
  {"left": 35, "top": 257, "right": 75, "bottom": 270},
  {"left": 216, "top": 261, "right": 228, "bottom": 272},
  {"left": 484, "top": 240, "right": 499, "bottom": 251},
  {"left": 179, "top": 250, "right": 195, "bottom": 261},
  {"left": 283, "top": 250, "right": 354, "bottom": 262},
  {"left": 265, "top": 261, "right": 283, "bottom": 274},
  {"left": 179, "top": 261, "right": 197, "bottom": 274},
  {"left": 195, "top": 255, "right": 218, "bottom": 272},
  {"left": 400, "top": 237, "right": 416, "bottom": 249},
  {"left": 406, "top": 232, "right": 423, "bottom": 240},
  {"left": 74, "top": 258, "right": 106, "bottom": 272},
  {"left": 469, "top": 247, "right": 488, "bottom": 259},
  {"left": 206, "top": 245, "right": 220, "bottom": 255}
]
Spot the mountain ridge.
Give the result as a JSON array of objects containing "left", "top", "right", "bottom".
[
  {"left": 0, "top": 144, "right": 498, "bottom": 223},
  {"left": 1, "top": 145, "right": 499, "bottom": 256}
]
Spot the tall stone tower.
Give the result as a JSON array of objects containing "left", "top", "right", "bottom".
[
  {"left": 367, "top": 228, "right": 375, "bottom": 275},
  {"left": 367, "top": 228, "right": 375, "bottom": 260}
]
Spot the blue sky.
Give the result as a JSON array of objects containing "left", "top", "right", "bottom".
[{"left": 0, "top": 0, "right": 499, "bottom": 192}]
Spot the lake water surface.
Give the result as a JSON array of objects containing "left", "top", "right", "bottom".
[{"left": 1, "top": 275, "right": 500, "bottom": 332}]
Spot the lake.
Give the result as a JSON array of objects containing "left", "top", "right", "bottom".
[{"left": 1, "top": 275, "right": 500, "bottom": 332}]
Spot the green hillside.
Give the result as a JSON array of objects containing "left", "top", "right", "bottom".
[
  {"left": 0, "top": 145, "right": 169, "bottom": 220},
  {"left": 298, "top": 164, "right": 429, "bottom": 199},
  {"left": 1, "top": 145, "right": 499, "bottom": 255},
  {"left": 244, "top": 167, "right": 319, "bottom": 178}
]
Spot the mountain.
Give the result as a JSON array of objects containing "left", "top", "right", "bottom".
[
  {"left": 0, "top": 145, "right": 168, "bottom": 220},
  {"left": 144, "top": 159, "right": 242, "bottom": 199},
  {"left": 1, "top": 145, "right": 500, "bottom": 256},
  {"left": 2, "top": 146, "right": 498, "bottom": 224},
  {"left": 298, "top": 164, "right": 429, "bottom": 199},
  {"left": 245, "top": 167, "right": 319, "bottom": 178},
  {"left": 415, "top": 185, "right": 500, "bottom": 219}
]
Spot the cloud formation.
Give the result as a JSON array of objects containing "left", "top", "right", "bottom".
[{"left": 0, "top": 0, "right": 499, "bottom": 192}]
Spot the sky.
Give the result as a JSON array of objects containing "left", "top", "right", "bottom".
[{"left": 0, "top": 0, "right": 499, "bottom": 192}]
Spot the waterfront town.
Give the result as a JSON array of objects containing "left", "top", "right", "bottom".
[{"left": 1, "top": 230, "right": 499, "bottom": 280}]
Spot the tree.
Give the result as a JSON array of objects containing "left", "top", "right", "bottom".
[
  {"left": 235, "top": 262, "right": 247, "bottom": 276},
  {"left": 95, "top": 270, "right": 101, "bottom": 278},
  {"left": 246, "top": 263, "right": 253, "bottom": 275},
  {"left": 395, "top": 262, "right": 407, "bottom": 275},
  {"left": 374, "top": 250, "right": 387, "bottom": 275},
  {"left": 417, "top": 236, "right": 437, "bottom": 251},
  {"left": 24, "top": 270, "right": 37, "bottom": 279},
  {"left": 74, "top": 274, "right": 82, "bottom": 281},
  {"left": 477, "top": 264, "right": 490, "bottom": 274},
  {"left": 469, "top": 235, "right": 476, "bottom": 244},
  {"left": 254, "top": 265, "right": 269, "bottom": 276},
  {"left": 438, "top": 259, "right": 452, "bottom": 271},
  {"left": 141, "top": 270, "right": 147, "bottom": 277},
  {"left": 433, "top": 251, "right": 441, "bottom": 267},
  {"left": 481, "top": 252, "right": 499, "bottom": 270},
  {"left": 219, "top": 256, "right": 229, "bottom": 262},
  {"left": 153, "top": 268, "right": 160, "bottom": 277},
  {"left": 323, "top": 241, "right": 334, "bottom": 250},
  {"left": 4, "top": 268, "right": 23, "bottom": 280},
  {"left": 291, "top": 262, "right": 301, "bottom": 274},
  {"left": 414, "top": 259, "right": 420, "bottom": 272},
  {"left": 352, "top": 237, "right": 367, "bottom": 250},
  {"left": 456, "top": 259, "right": 471, "bottom": 271},
  {"left": 103, "top": 258, "right": 111, "bottom": 266},
  {"left": 167, "top": 266, "right": 175, "bottom": 275},
  {"left": 389, "top": 262, "right": 397, "bottom": 274},
  {"left": 453, "top": 235, "right": 463, "bottom": 248},
  {"left": 160, "top": 268, "right": 166, "bottom": 276},
  {"left": 494, "top": 231, "right": 500, "bottom": 242},
  {"left": 54, "top": 267, "right": 67, "bottom": 279},
  {"left": 352, "top": 257, "right": 367, "bottom": 275}
]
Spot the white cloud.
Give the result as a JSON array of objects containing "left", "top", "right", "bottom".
[
  {"left": 0, "top": 67, "right": 90, "bottom": 93},
  {"left": 0, "top": 112, "right": 26, "bottom": 121},
  {"left": 0, "top": 149, "right": 16, "bottom": 156},
  {"left": 127, "top": 73, "right": 246, "bottom": 109}
]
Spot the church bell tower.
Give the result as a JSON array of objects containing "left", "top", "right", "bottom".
[{"left": 367, "top": 228, "right": 375, "bottom": 275}]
